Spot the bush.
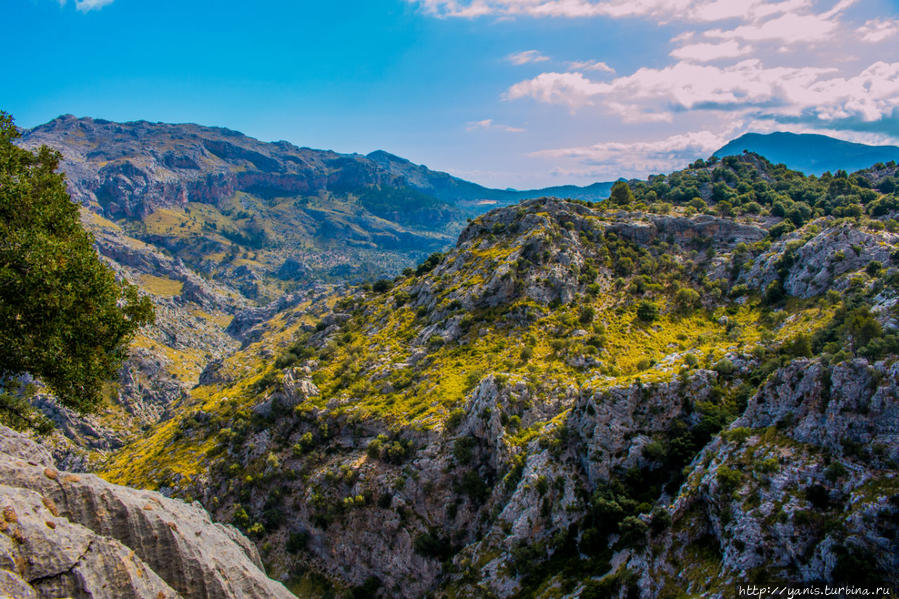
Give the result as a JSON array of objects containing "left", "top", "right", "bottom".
[
  {"left": 713, "top": 358, "right": 736, "bottom": 376},
  {"left": 372, "top": 278, "right": 393, "bottom": 293},
  {"left": 415, "top": 252, "right": 443, "bottom": 276},
  {"left": 458, "top": 470, "right": 490, "bottom": 503},
  {"left": 673, "top": 288, "right": 701, "bottom": 315},
  {"left": 609, "top": 181, "right": 635, "bottom": 206},
  {"left": 453, "top": 436, "right": 477, "bottom": 465},
  {"left": 768, "top": 221, "right": 795, "bottom": 239},
  {"left": 716, "top": 466, "right": 743, "bottom": 494},
  {"left": 578, "top": 305, "right": 596, "bottom": 325},
  {"left": 636, "top": 301, "right": 658, "bottom": 322},
  {"left": 764, "top": 280, "right": 786, "bottom": 304}
]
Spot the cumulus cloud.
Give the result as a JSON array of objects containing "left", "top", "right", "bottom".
[
  {"left": 705, "top": 12, "right": 840, "bottom": 44},
  {"left": 670, "top": 40, "right": 751, "bottom": 62},
  {"left": 506, "top": 50, "right": 550, "bottom": 65},
  {"left": 466, "top": 119, "right": 525, "bottom": 132},
  {"left": 532, "top": 130, "right": 732, "bottom": 179},
  {"left": 505, "top": 72, "right": 607, "bottom": 108},
  {"left": 566, "top": 60, "right": 615, "bottom": 73},
  {"left": 506, "top": 59, "right": 899, "bottom": 126},
  {"left": 857, "top": 19, "right": 899, "bottom": 43}
]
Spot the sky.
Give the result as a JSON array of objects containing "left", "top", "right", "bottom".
[{"left": 4, "top": 0, "right": 899, "bottom": 188}]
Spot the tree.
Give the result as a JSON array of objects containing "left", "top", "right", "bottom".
[
  {"left": 0, "top": 112, "right": 154, "bottom": 430},
  {"left": 608, "top": 181, "right": 635, "bottom": 206}
]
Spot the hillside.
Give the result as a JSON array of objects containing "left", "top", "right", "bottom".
[
  {"left": 102, "top": 153, "right": 899, "bottom": 597},
  {"left": 14, "top": 116, "right": 615, "bottom": 468},
  {"left": 715, "top": 132, "right": 899, "bottom": 176}
]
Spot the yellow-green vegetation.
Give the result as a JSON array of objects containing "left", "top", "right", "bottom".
[
  {"left": 191, "top": 308, "right": 234, "bottom": 329},
  {"left": 102, "top": 194, "right": 846, "bottom": 490},
  {"left": 97, "top": 153, "right": 899, "bottom": 598},
  {"left": 129, "top": 334, "right": 208, "bottom": 384},
  {"left": 103, "top": 297, "right": 327, "bottom": 486},
  {"left": 139, "top": 274, "right": 184, "bottom": 297}
]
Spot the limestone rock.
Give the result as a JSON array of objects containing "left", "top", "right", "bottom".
[{"left": 0, "top": 425, "right": 293, "bottom": 599}]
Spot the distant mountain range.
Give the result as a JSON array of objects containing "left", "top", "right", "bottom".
[
  {"left": 20, "top": 117, "right": 899, "bottom": 303},
  {"left": 18, "top": 116, "right": 614, "bottom": 297},
  {"left": 714, "top": 131, "right": 899, "bottom": 175}
]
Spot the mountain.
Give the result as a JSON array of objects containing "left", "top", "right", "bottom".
[
  {"left": 20, "top": 116, "right": 612, "bottom": 297},
  {"left": 101, "top": 153, "right": 899, "bottom": 597},
  {"left": 13, "top": 115, "right": 614, "bottom": 469},
  {"left": 715, "top": 131, "right": 899, "bottom": 175},
  {"left": 366, "top": 150, "right": 614, "bottom": 204}
]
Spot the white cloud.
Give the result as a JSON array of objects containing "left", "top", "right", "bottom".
[
  {"left": 506, "top": 59, "right": 899, "bottom": 126},
  {"left": 506, "top": 50, "right": 550, "bottom": 65},
  {"left": 696, "top": 0, "right": 858, "bottom": 45},
  {"left": 408, "top": 0, "right": 824, "bottom": 22},
  {"left": 73, "top": 0, "right": 115, "bottom": 11},
  {"left": 466, "top": 119, "right": 526, "bottom": 132},
  {"left": 505, "top": 72, "right": 607, "bottom": 108},
  {"left": 566, "top": 60, "right": 615, "bottom": 73},
  {"left": 705, "top": 12, "right": 841, "bottom": 44},
  {"left": 670, "top": 40, "right": 751, "bottom": 62},
  {"left": 532, "top": 130, "right": 733, "bottom": 179},
  {"left": 857, "top": 19, "right": 899, "bottom": 43}
]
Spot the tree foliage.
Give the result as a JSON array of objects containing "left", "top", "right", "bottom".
[
  {"left": 0, "top": 112, "right": 154, "bottom": 429},
  {"left": 622, "top": 153, "right": 899, "bottom": 231},
  {"left": 608, "top": 180, "right": 635, "bottom": 206}
]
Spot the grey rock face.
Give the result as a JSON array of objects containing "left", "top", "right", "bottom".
[
  {"left": 737, "top": 358, "right": 899, "bottom": 464},
  {"left": 570, "top": 369, "right": 718, "bottom": 485},
  {"left": 0, "top": 425, "right": 294, "bottom": 599},
  {"left": 741, "top": 222, "right": 898, "bottom": 297},
  {"left": 0, "top": 483, "right": 180, "bottom": 599},
  {"left": 620, "top": 359, "right": 899, "bottom": 597}
]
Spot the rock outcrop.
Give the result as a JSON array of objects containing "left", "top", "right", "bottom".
[
  {"left": 616, "top": 359, "right": 899, "bottom": 597},
  {"left": 0, "top": 425, "right": 294, "bottom": 599}
]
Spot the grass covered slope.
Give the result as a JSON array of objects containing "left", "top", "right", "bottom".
[{"left": 103, "top": 153, "right": 899, "bottom": 598}]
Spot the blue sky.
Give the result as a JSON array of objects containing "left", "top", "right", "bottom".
[{"left": 4, "top": 0, "right": 899, "bottom": 187}]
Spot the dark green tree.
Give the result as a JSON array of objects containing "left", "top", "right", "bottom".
[
  {"left": 608, "top": 181, "right": 635, "bottom": 206},
  {"left": 0, "top": 112, "right": 154, "bottom": 431}
]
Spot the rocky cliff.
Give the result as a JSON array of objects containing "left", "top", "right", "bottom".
[
  {"left": 0, "top": 424, "right": 294, "bottom": 599},
  {"left": 99, "top": 147, "right": 899, "bottom": 598}
]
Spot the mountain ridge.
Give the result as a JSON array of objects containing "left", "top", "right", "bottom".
[{"left": 715, "top": 131, "right": 899, "bottom": 175}]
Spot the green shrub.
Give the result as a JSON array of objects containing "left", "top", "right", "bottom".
[
  {"left": 372, "top": 278, "right": 393, "bottom": 293},
  {"left": 716, "top": 466, "right": 743, "bottom": 493},
  {"left": 636, "top": 301, "right": 658, "bottom": 322},
  {"left": 286, "top": 530, "right": 309, "bottom": 553},
  {"left": 674, "top": 288, "right": 701, "bottom": 315}
]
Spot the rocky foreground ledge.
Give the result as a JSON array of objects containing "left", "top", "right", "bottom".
[{"left": 0, "top": 425, "right": 293, "bottom": 599}]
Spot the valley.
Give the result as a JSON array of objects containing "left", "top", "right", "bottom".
[
  {"left": 6, "top": 117, "right": 899, "bottom": 598},
  {"left": 94, "top": 151, "right": 899, "bottom": 596}
]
